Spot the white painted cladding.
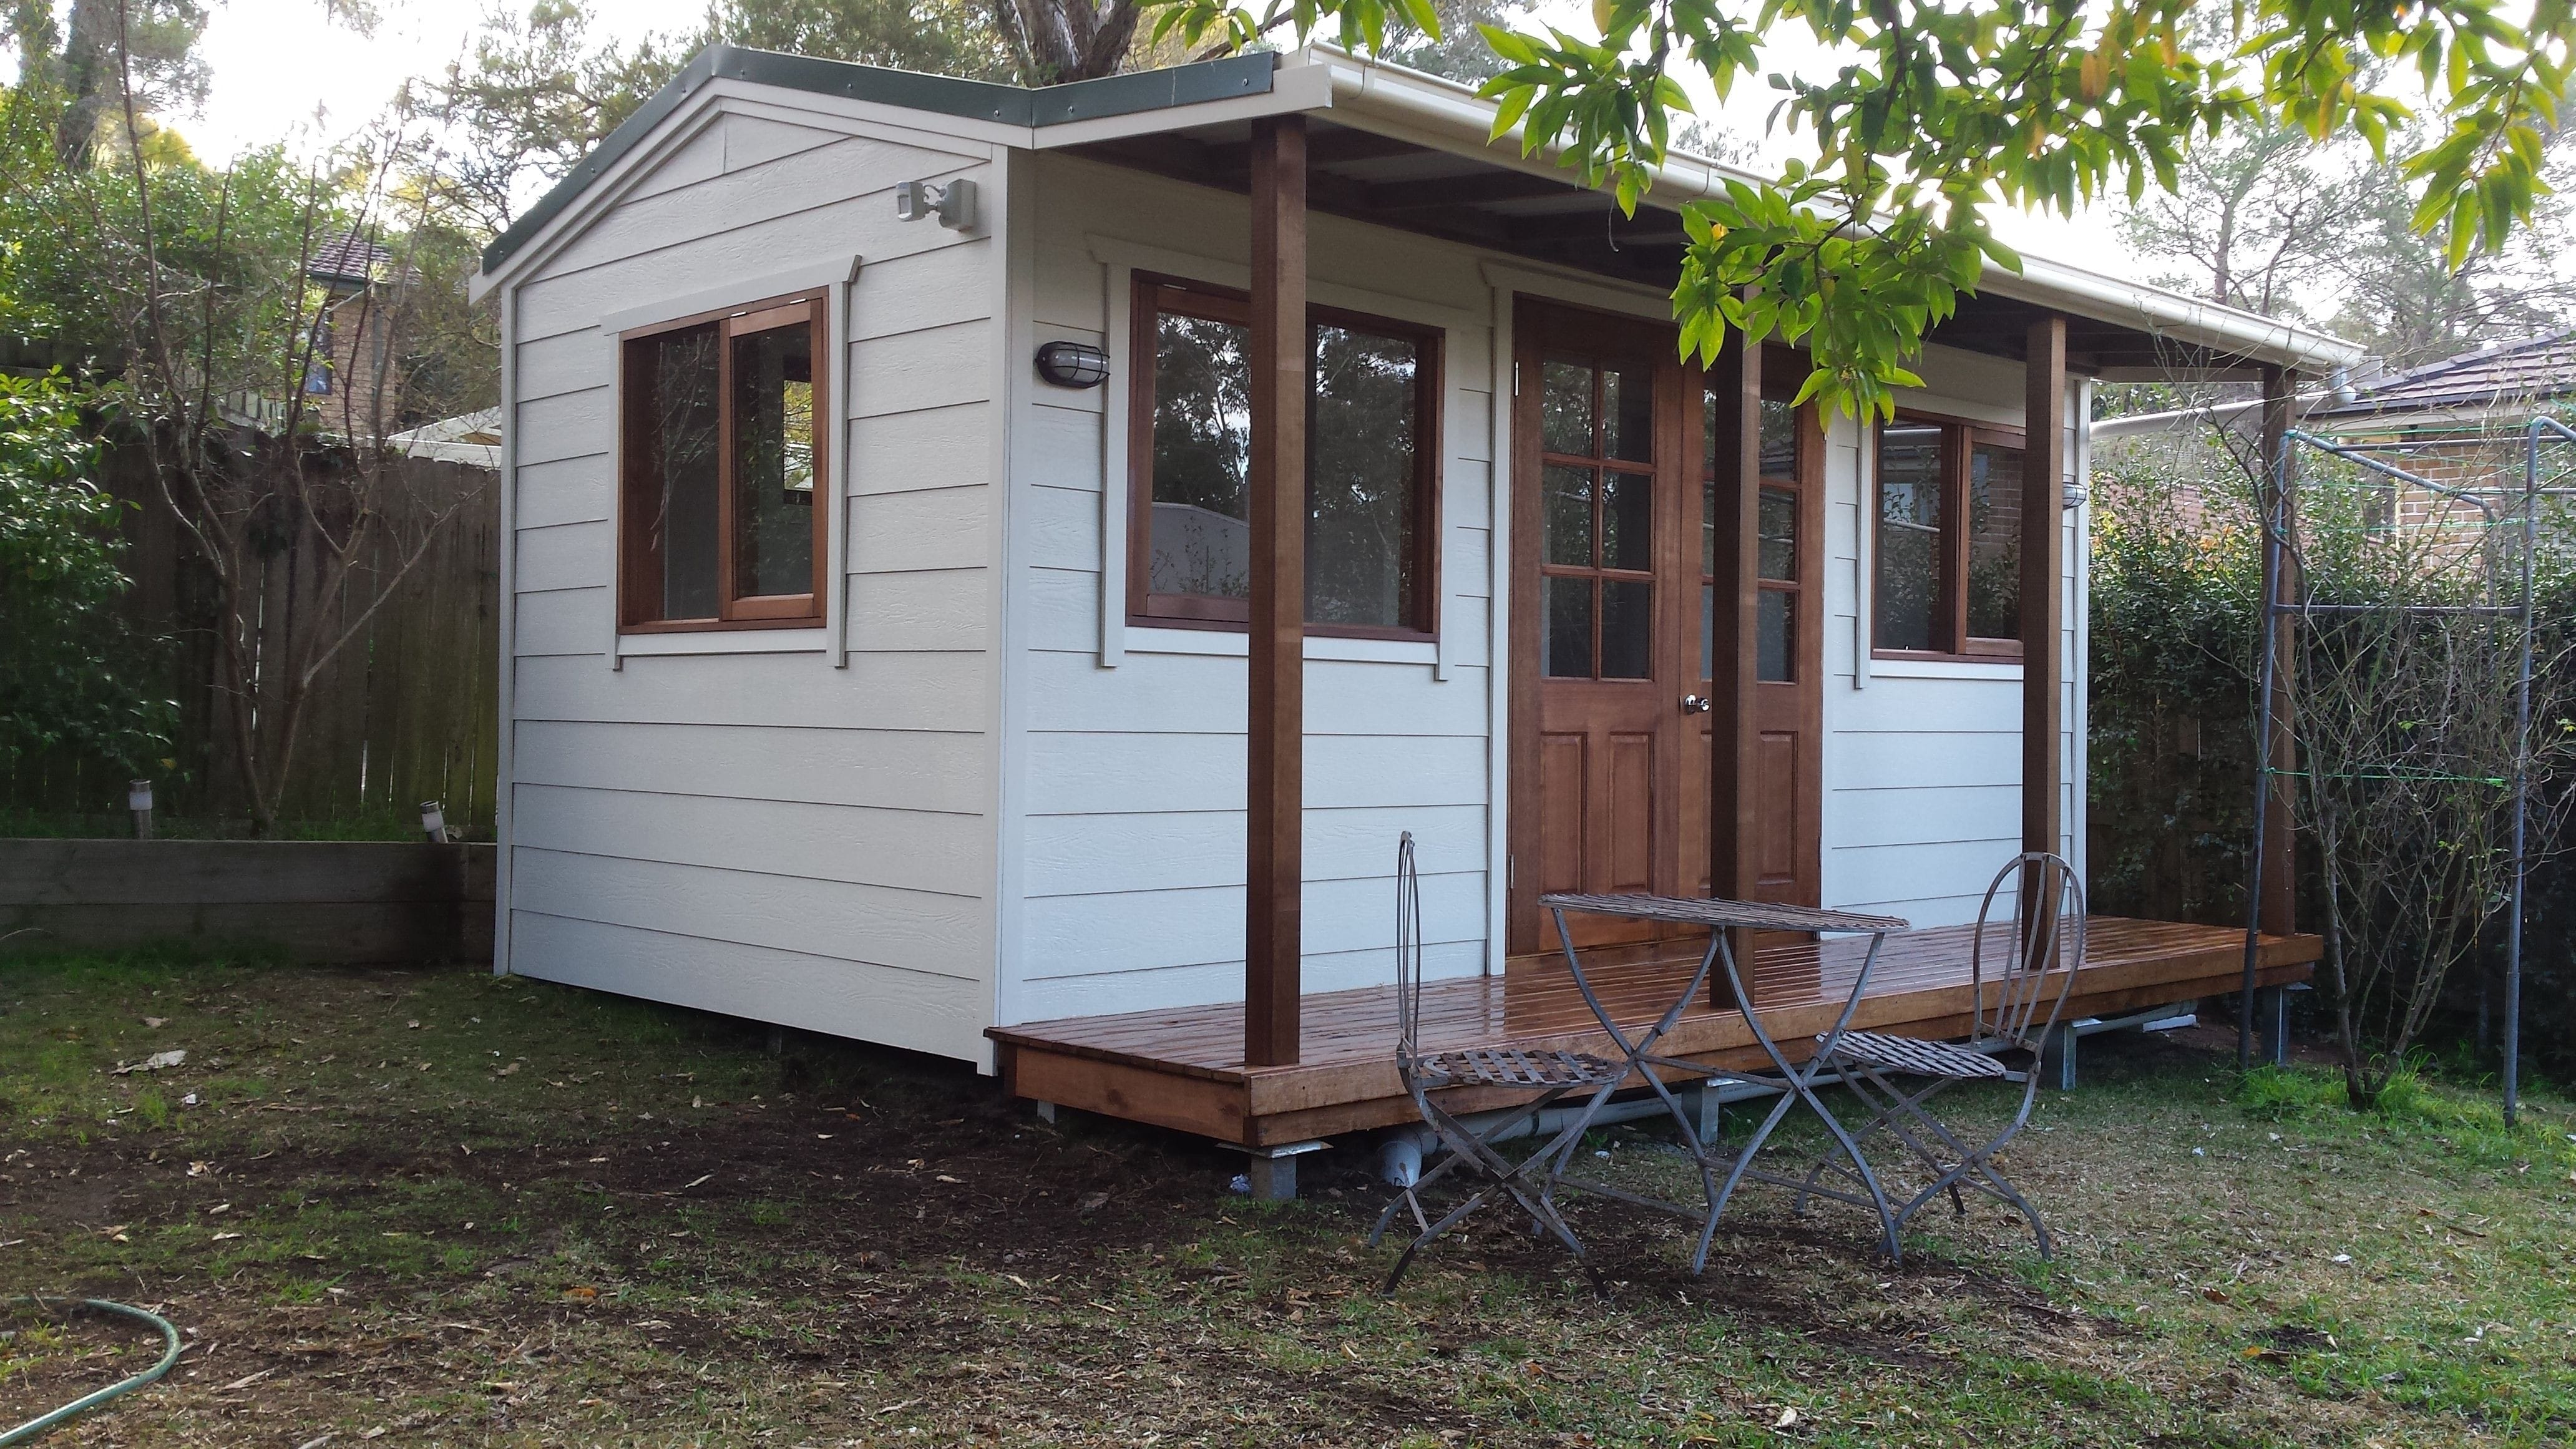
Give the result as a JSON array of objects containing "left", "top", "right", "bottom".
[
  {"left": 496, "top": 94, "right": 1007, "bottom": 1065},
  {"left": 493, "top": 93, "right": 2089, "bottom": 1064},
  {"left": 996, "top": 153, "right": 1500, "bottom": 1027}
]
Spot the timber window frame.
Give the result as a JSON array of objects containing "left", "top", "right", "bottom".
[
  {"left": 616, "top": 288, "right": 830, "bottom": 633},
  {"left": 1124, "top": 272, "right": 1444, "bottom": 641},
  {"left": 1870, "top": 411, "right": 2027, "bottom": 661}
]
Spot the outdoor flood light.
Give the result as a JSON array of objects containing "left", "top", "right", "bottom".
[
  {"left": 1035, "top": 340, "right": 1110, "bottom": 389},
  {"left": 894, "top": 177, "right": 977, "bottom": 231},
  {"left": 421, "top": 800, "right": 449, "bottom": 844},
  {"left": 128, "top": 779, "right": 154, "bottom": 841}
]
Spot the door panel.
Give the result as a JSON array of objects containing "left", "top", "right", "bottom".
[
  {"left": 1510, "top": 301, "right": 1692, "bottom": 950},
  {"left": 1682, "top": 379, "right": 1825, "bottom": 909}
]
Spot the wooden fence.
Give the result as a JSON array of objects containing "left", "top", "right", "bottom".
[
  {"left": 0, "top": 839, "right": 496, "bottom": 963},
  {"left": 2, "top": 448, "right": 500, "bottom": 837}
]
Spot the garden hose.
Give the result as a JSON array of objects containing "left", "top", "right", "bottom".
[{"left": 1, "top": 1297, "right": 184, "bottom": 1445}]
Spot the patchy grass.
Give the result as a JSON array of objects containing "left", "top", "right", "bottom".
[{"left": 4, "top": 947, "right": 2574, "bottom": 1446}]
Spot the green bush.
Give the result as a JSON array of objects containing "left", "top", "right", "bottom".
[{"left": 0, "top": 372, "right": 175, "bottom": 776}]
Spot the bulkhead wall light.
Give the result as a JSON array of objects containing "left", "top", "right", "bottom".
[{"left": 1035, "top": 340, "right": 1110, "bottom": 389}]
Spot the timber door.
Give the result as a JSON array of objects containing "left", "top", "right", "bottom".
[
  {"left": 1685, "top": 373, "right": 1825, "bottom": 907},
  {"left": 1509, "top": 303, "right": 1695, "bottom": 950}
]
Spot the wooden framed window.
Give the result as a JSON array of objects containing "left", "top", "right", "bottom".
[
  {"left": 618, "top": 290, "right": 827, "bottom": 632},
  {"left": 1871, "top": 413, "right": 2025, "bottom": 659},
  {"left": 1126, "top": 274, "right": 1442, "bottom": 638}
]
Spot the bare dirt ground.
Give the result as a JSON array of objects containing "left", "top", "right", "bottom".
[{"left": 5, "top": 949, "right": 2572, "bottom": 1447}]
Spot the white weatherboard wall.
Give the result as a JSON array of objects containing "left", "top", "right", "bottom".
[
  {"left": 998, "top": 152, "right": 1499, "bottom": 1025},
  {"left": 498, "top": 90, "right": 1007, "bottom": 1065},
  {"left": 1818, "top": 346, "right": 2088, "bottom": 925}
]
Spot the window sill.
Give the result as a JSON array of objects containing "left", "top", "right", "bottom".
[
  {"left": 617, "top": 629, "right": 827, "bottom": 658},
  {"left": 1866, "top": 655, "right": 2024, "bottom": 681},
  {"left": 1123, "top": 626, "right": 1438, "bottom": 666}
]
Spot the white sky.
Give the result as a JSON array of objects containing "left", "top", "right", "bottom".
[{"left": 186, "top": 0, "right": 2128, "bottom": 266}]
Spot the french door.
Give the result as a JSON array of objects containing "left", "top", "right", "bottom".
[{"left": 1508, "top": 302, "right": 1822, "bottom": 955}]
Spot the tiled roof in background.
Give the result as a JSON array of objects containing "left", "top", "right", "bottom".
[
  {"left": 2318, "top": 329, "right": 2576, "bottom": 417},
  {"left": 306, "top": 232, "right": 394, "bottom": 285}
]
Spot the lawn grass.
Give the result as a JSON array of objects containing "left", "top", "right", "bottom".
[{"left": 3, "top": 945, "right": 2573, "bottom": 1446}]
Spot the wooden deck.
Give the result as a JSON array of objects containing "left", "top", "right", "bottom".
[{"left": 988, "top": 917, "right": 2322, "bottom": 1148}]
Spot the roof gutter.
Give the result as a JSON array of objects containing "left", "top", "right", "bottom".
[{"left": 1302, "top": 49, "right": 2363, "bottom": 374}]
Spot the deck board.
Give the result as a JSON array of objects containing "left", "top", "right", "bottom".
[{"left": 990, "top": 917, "right": 2321, "bottom": 1146}]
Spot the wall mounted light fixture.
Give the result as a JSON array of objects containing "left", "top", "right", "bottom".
[{"left": 1035, "top": 340, "right": 1110, "bottom": 389}]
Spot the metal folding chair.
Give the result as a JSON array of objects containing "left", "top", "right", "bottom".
[
  {"left": 1368, "top": 833, "right": 1627, "bottom": 1292},
  {"left": 1802, "top": 852, "right": 2085, "bottom": 1257}
]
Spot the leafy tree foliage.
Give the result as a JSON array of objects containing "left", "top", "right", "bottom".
[
  {"left": 4, "top": 0, "right": 207, "bottom": 167},
  {"left": 1148, "top": 0, "right": 2574, "bottom": 419},
  {"left": 0, "top": 371, "right": 175, "bottom": 776}
]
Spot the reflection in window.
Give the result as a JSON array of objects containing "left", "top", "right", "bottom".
[
  {"left": 1544, "top": 575, "right": 1594, "bottom": 678},
  {"left": 1758, "top": 589, "right": 1794, "bottom": 682},
  {"left": 640, "top": 324, "right": 723, "bottom": 621},
  {"left": 1146, "top": 311, "right": 1254, "bottom": 602},
  {"left": 1136, "top": 281, "right": 1436, "bottom": 632},
  {"left": 1307, "top": 325, "right": 1423, "bottom": 628},
  {"left": 1874, "top": 423, "right": 1944, "bottom": 652},
  {"left": 1966, "top": 442, "right": 2022, "bottom": 642},
  {"left": 731, "top": 321, "right": 816, "bottom": 600},
  {"left": 618, "top": 295, "right": 826, "bottom": 628}
]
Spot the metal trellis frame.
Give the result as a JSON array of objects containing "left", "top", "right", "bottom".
[{"left": 2240, "top": 416, "right": 2576, "bottom": 1123}]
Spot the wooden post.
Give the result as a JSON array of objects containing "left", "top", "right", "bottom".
[
  {"left": 1244, "top": 115, "right": 1308, "bottom": 1068},
  {"left": 1707, "top": 329, "right": 1760, "bottom": 993},
  {"left": 2021, "top": 315, "right": 2068, "bottom": 861},
  {"left": 2258, "top": 364, "right": 2298, "bottom": 938}
]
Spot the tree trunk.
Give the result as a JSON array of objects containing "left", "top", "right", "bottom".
[{"left": 1008, "top": 0, "right": 1140, "bottom": 83}]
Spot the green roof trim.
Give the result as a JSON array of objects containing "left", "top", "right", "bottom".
[{"left": 482, "top": 47, "right": 1282, "bottom": 274}]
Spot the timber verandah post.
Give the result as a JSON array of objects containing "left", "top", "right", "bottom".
[
  {"left": 2022, "top": 315, "right": 2069, "bottom": 964},
  {"left": 1707, "top": 330, "right": 1762, "bottom": 988},
  {"left": 1244, "top": 114, "right": 1309, "bottom": 1068}
]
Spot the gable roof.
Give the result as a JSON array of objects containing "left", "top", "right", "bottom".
[
  {"left": 480, "top": 47, "right": 1280, "bottom": 275},
  {"left": 474, "top": 43, "right": 2361, "bottom": 376},
  {"left": 2315, "top": 329, "right": 2576, "bottom": 418}
]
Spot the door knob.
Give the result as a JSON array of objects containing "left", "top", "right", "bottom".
[{"left": 1680, "top": 694, "right": 1713, "bottom": 715}]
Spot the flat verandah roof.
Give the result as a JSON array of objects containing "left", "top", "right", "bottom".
[{"left": 991, "top": 919, "right": 2325, "bottom": 1151}]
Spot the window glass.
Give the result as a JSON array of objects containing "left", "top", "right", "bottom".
[
  {"left": 1599, "top": 579, "right": 1654, "bottom": 678},
  {"left": 1874, "top": 423, "right": 1944, "bottom": 652},
  {"left": 1138, "top": 286, "right": 1437, "bottom": 632},
  {"left": 1541, "top": 359, "right": 1593, "bottom": 456},
  {"left": 1543, "top": 466, "right": 1594, "bottom": 567},
  {"left": 1757, "top": 589, "right": 1795, "bottom": 682},
  {"left": 1307, "top": 323, "right": 1423, "bottom": 628},
  {"left": 1147, "top": 310, "right": 1253, "bottom": 600},
  {"left": 1600, "top": 472, "right": 1652, "bottom": 572},
  {"left": 1543, "top": 575, "right": 1594, "bottom": 678},
  {"left": 1758, "top": 398, "right": 1796, "bottom": 477},
  {"left": 1603, "top": 365, "right": 1653, "bottom": 462},
  {"left": 1758, "top": 485, "right": 1798, "bottom": 582},
  {"left": 1966, "top": 442, "right": 2024, "bottom": 641},
  {"left": 731, "top": 321, "right": 816, "bottom": 600},
  {"left": 641, "top": 323, "right": 722, "bottom": 621}
]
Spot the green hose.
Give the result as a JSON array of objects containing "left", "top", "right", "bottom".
[{"left": 1, "top": 1297, "right": 185, "bottom": 1445}]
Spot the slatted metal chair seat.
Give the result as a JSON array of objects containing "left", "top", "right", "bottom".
[
  {"left": 1409, "top": 1045, "right": 1625, "bottom": 1090},
  {"left": 1824, "top": 1030, "right": 2011, "bottom": 1080}
]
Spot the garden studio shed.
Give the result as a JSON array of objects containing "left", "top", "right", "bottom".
[{"left": 472, "top": 43, "right": 2350, "bottom": 1171}]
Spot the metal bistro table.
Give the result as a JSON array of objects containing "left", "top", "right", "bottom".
[{"left": 1536, "top": 892, "right": 1913, "bottom": 1271}]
